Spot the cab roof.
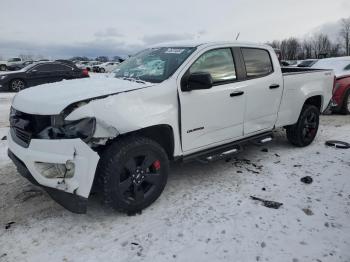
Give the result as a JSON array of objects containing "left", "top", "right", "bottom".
[{"left": 151, "top": 40, "right": 271, "bottom": 50}]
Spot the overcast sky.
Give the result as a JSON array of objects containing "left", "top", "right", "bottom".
[{"left": 0, "top": 0, "right": 349, "bottom": 58}]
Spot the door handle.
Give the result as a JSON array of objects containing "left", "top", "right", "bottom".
[
  {"left": 230, "top": 91, "right": 244, "bottom": 97},
  {"left": 269, "top": 84, "right": 280, "bottom": 89}
]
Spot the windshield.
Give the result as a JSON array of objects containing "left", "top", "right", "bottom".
[{"left": 114, "top": 47, "right": 196, "bottom": 83}]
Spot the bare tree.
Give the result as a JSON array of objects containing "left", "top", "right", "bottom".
[
  {"left": 279, "top": 38, "right": 300, "bottom": 60},
  {"left": 35, "top": 54, "right": 45, "bottom": 60},
  {"left": 302, "top": 39, "right": 313, "bottom": 59},
  {"left": 18, "top": 54, "right": 34, "bottom": 61},
  {"left": 329, "top": 43, "right": 341, "bottom": 57},
  {"left": 268, "top": 40, "right": 281, "bottom": 50},
  {"left": 312, "top": 34, "right": 332, "bottom": 58},
  {"left": 339, "top": 18, "right": 350, "bottom": 56}
]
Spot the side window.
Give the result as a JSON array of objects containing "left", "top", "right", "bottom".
[
  {"left": 54, "top": 64, "right": 72, "bottom": 71},
  {"left": 344, "top": 64, "right": 350, "bottom": 71},
  {"left": 35, "top": 64, "right": 71, "bottom": 72},
  {"left": 35, "top": 64, "right": 52, "bottom": 72},
  {"left": 241, "top": 48, "right": 273, "bottom": 78},
  {"left": 189, "top": 48, "right": 236, "bottom": 83}
]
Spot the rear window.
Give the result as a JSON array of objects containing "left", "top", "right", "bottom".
[
  {"left": 241, "top": 48, "right": 273, "bottom": 78},
  {"left": 34, "top": 64, "right": 72, "bottom": 72}
]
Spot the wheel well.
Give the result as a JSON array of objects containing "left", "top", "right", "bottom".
[
  {"left": 128, "top": 125, "right": 175, "bottom": 160},
  {"left": 342, "top": 88, "right": 350, "bottom": 104},
  {"left": 304, "top": 96, "right": 322, "bottom": 111},
  {"left": 9, "top": 78, "right": 26, "bottom": 86}
]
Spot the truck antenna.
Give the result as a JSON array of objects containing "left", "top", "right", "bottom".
[{"left": 235, "top": 32, "right": 240, "bottom": 40}]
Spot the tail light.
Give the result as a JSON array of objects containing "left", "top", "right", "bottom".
[
  {"left": 332, "top": 77, "right": 340, "bottom": 95},
  {"left": 82, "top": 69, "right": 89, "bottom": 77}
]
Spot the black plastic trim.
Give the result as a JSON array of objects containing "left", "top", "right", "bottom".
[
  {"left": 10, "top": 128, "right": 30, "bottom": 148},
  {"left": 182, "top": 131, "right": 273, "bottom": 162},
  {"left": 231, "top": 47, "right": 247, "bottom": 81}
]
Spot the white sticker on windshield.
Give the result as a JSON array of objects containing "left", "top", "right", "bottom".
[{"left": 165, "top": 48, "right": 185, "bottom": 54}]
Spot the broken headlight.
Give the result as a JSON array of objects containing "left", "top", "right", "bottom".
[{"left": 38, "top": 117, "right": 96, "bottom": 141}]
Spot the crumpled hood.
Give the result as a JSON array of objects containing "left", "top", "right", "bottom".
[{"left": 12, "top": 77, "right": 154, "bottom": 115}]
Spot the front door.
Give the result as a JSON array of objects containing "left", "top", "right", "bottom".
[
  {"left": 178, "top": 48, "right": 246, "bottom": 152},
  {"left": 27, "top": 64, "right": 59, "bottom": 86}
]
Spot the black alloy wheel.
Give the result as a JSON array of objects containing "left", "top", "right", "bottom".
[{"left": 98, "top": 136, "right": 169, "bottom": 213}]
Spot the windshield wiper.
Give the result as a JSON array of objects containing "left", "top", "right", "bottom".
[{"left": 122, "top": 77, "right": 147, "bottom": 84}]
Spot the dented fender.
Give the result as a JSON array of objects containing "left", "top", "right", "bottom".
[{"left": 64, "top": 82, "right": 182, "bottom": 155}]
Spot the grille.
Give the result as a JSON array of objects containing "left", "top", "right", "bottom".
[
  {"left": 10, "top": 108, "right": 51, "bottom": 148},
  {"left": 13, "top": 128, "right": 31, "bottom": 144}
]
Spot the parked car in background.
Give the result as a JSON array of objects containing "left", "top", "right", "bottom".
[
  {"left": 0, "top": 57, "right": 26, "bottom": 71},
  {"left": 7, "top": 60, "right": 35, "bottom": 71},
  {"left": 297, "top": 59, "right": 318, "bottom": 68},
  {"left": 7, "top": 41, "right": 334, "bottom": 213},
  {"left": 55, "top": 59, "right": 77, "bottom": 67},
  {"left": 86, "top": 61, "right": 102, "bottom": 71},
  {"left": 93, "top": 61, "right": 120, "bottom": 73},
  {"left": 0, "top": 61, "right": 89, "bottom": 92},
  {"left": 285, "top": 60, "right": 302, "bottom": 67},
  {"left": 312, "top": 57, "right": 350, "bottom": 114},
  {"left": 280, "top": 60, "right": 290, "bottom": 66},
  {"left": 76, "top": 61, "right": 90, "bottom": 69},
  {"left": 76, "top": 61, "right": 102, "bottom": 71}
]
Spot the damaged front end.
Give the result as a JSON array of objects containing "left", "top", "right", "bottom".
[{"left": 8, "top": 107, "right": 102, "bottom": 213}]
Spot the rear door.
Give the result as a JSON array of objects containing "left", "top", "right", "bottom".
[
  {"left": 54, "top": 63, "right": 74, "bottom": 80},
  {"left": 178, "top": 47, "right": 246, "bottom": 152},
  {"left": 240, "top": 48, "right": 283, "bottom": 134}
]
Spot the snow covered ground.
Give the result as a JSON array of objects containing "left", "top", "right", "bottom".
[{"left": 0, "top": 81, "right": 350, "bottom": 262}]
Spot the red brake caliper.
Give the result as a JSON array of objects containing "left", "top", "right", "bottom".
[{"left": 152, "top": 160, "right": 161, "bottom": 170}]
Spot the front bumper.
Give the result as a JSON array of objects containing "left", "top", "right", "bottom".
[
  {"left": 7, "top": 131, "right": 100, "bottom": 213},
  {"left": 0, "top": 81, "right": 9, "bottom": 91}
]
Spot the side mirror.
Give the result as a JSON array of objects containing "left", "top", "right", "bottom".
[{"left": 182, "top": 72, "right": 213, "bottom": 91}]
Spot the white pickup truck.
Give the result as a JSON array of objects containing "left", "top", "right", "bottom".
[
  {"left": 7, "top": 41, "right": 334, "bottom": 213},
  {"left": 0, "top": 57, "right": 24, "bottom": 71}
]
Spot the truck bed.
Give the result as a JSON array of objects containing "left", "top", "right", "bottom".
[{"left": 275, "top": 67, "right": 334, "bottom": 128}]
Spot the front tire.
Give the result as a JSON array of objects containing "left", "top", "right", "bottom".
[
  {"left": 98, "top": 136, "right": 169, "bottom": 213},
  {"left": 0, "top": 64, "right": 7, "bottom": 71},
  {"left": 9, "top": 79, "right": 26, "bottom": 92},
  {"left": 286, "top": 105, "right": 320, "bottom": 147},
  {"left": 99, "top": 68, "right": 105, "bottom": 73}
]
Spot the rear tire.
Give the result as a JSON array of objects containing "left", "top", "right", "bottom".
[
  {"left": 100, "top": 68, "right": 105, "bottom": 73},
  {"left": 340, "top": 90, "right": 350, "bottom": 115},
  {"left": 97, "top": 136, "right": 169, "bottom": 213},
  {"left": 286, "top": 105, "right": 319, "bottom": 147}
]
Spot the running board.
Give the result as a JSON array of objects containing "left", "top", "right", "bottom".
[
  {"left": 199, "top": 146, "right": 241, "bottom": 163},
  {"left": 182, "top": 132, "right": 273, "bottom": 163}
]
